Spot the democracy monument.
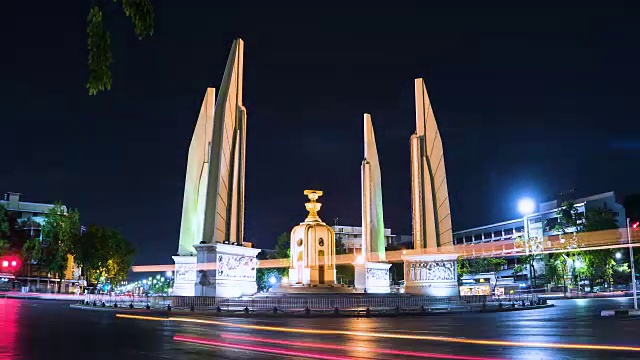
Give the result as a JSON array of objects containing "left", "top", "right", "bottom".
[{"left": 172, "top": 38, "right": 459, "bottom": 297}]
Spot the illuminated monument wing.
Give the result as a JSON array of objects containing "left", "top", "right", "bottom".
[
  {"left": 354, "top": 114, "right": 391, "bottom": 294},
  {"left": 173, "top": 39, "right": 259, "bottom": 297},
  {"left": 410, "top": 78, "right": 453, "bottom": 250},
  {"left": 403, "top": 78, "right": 458, "bottom": 297},
  {"left": 361, "top": 114, "right": 386, "bottom": 261}
]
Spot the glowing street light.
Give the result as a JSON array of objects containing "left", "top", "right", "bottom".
[
  {"left": 517, "top": 197, "right": 536, "bottom": 215},
  {"left": 518, "top": 197, "right": 536, "bottom": 255},
  {"left": 268, "top": 275, "right": 277, "bottom": 286},
  {"left": 165, "top": 271, "right": 172, "bottom": 277},
  {"left": 616, "top": 252, "right": 622, "bottom": 260}
]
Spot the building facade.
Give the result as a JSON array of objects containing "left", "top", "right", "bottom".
[
  {"left": 332, "top": 225, "right": 395, "bottom": 254},
  {"left": 1, "top": 192, "right": 83, "bottom": 293},
  {"left": 453, "top": 191, "right": 625, "bottom": 246},
  {"left": 453, "top": 191, "right": 626, "bottom": 290}
]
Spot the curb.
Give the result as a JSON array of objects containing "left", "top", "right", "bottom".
[
  {"left": 70, "top": 302, "right": 554, "bottom": 318},
  {"left": 479, "top": 304, "right": 554, "bottom": 313},
  {"left": 600, "top": 309, "right": 640, "bottom": 317}
]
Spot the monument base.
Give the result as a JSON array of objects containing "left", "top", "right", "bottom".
[
  {"left": 193, "top": 243, "right": 261, "bottom": 298},
  {"left": 354, "top": 261, "right": 392, "bottom": 294},
  {"left": 172, "top": 255, "right": 197, "bottom": 297},
  {"left": 402, "top": 253, "right": 459, "bottom": 297}
]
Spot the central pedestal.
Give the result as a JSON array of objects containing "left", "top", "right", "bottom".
[
  {"left": 402, "top": 253, "right": 459, "bottom": 297},
  {"left": 354, "top": 261, "right": 392, "bottom": 293},
  {"left": 193, "top": 243, "right": 261, "bottom": 298}
]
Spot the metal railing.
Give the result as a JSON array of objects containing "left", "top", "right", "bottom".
[
  {"left": 82, "top": 293, "right": 542, "bottom": 312},
  {"left": 171, "top": 295, "right": 457, "bottom": 311},
  {"left": 83, "top": 294, "right": 170, "bottom": 308}
]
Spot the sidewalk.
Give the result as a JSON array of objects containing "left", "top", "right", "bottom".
[
  {"left": 69, "top": 302, "right": 554, "bottom": 318},
  {"left": 1, "top": 291, "right": 85, "bottom": 301},
  {"left": 540, "top": 291, "right": 637, "bottom": 300}
]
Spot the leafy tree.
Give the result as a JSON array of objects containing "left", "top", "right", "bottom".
[
  {"left": 86, "top": 0, "right": 154, "bottom": 95},
  {"left": 335, "top": 236, "right": 348, "bottom": 255},
  {"left": 457, "top": 257, "right": 507, "bottom": 281},
  {"left": 25, "top": 204, "right": 81, "bottom": 293},
  {"left": 75, "top": 225, "right": 135, "bottom": 285},
  {"left": 0, "top": 204, "right": 10, "bottom": 256},
  {"left": 256, "top": 269, "right": 283, "bottom": 292},
  {"left": 274, "top": 232, "right": 290, "bottom": 259}
]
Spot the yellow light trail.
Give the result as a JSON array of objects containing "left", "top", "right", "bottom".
[
  {"left": 131, "top": 228, "right": 640, "bottom": 272},
  {"left": 116, "top": 314, "right": 640, "bottom": 352}
]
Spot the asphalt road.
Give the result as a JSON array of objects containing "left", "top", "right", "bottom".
[{"left": 1, "top": 297, "right": 640, "bottom": 360}]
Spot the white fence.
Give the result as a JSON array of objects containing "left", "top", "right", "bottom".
[
  {"left": 82, "top": 293, "right": 540, "bottom": 311},
  {"left": 171, "top": 295, "right": 456, "bottom": 311}
]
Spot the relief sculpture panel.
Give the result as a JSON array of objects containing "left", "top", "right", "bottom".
[
  {"left": 216, "top": 254, "right": 257, "bottom": 280},
  {"left": 175, "top": 263, "right": 197, "bottom": 282},
  {"left": 425, "top": 261, "right": 456, "bottom": 281},
  {"left": 366, "top": 268, "right": 389, "bottom": 282}
]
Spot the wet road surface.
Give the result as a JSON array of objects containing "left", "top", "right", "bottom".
[{"left": 1, "top": 297, "right": 640, "bottom": 359}]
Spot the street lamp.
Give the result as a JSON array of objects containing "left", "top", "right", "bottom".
[
  {"left": 518, "top": 197, "right": 536, "bottom": 216},
  {"left": 518, "top": 197, "right": 536, "bottom": 255},
  {"left": 616, "top": 252, "right": 622, "bottom": 260},
  {"left": 627, "top": 218, "right": 638, "bottom": 310},
  {"left": 165, "top": 270, "right": 172, "bottom": 277}
]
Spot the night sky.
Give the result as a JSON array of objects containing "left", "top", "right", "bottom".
[{"left": 3, "top": 2, "right": 640, "bottom": 266}]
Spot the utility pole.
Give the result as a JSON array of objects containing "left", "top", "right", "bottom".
[{"left": 626, "top": 218, "right": 638, "bottom": 310}]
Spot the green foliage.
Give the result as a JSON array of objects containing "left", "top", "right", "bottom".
[
  {"left": 580, "top": 249, "right": 616, "bottom": 287},
  {"left": 545, "top": 254, "right": 564, "bottom": 286},
  {"left": 0, "top": 204, "right": 10, "bottom": 240},
  {"left": 0, "top": 204, "right": 9, "bottom": 256},
  {"left": 335, "top": 236, "right": 348, "bottom": 255},
  {"left": 457, "top": 257, "right": 507, "bottom": 277},
  {"left": 22, "top": 203, "right": 80, "bottom": 292},
  {"left": 274, "top": 232, "right": 290, "bottom": 259},
  {"left": 584, "top": 208, "right": 619, "bottom": 233},
  {"left": 87, "top": 6, "right": 112, "bottom": 95},
  {"left": 86, "top": 0, "right": 154, "bottom": 95},
  {"left": 75, "top": 225, "right": 135, "bottom": 285},
  {"left": 256, "top": 268, "right": 285, "bottom": 292},
  {"left": 336, "top": 265, "right": 354, "bottom": 285}
]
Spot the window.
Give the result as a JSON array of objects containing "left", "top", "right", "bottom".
[
  {"left": 504, "top": 228, "right": 513, "bottom": 236},
  {"left": 515, "top": 226, "right": 524, "bottom": 233},
  {"left": 483, "top": 232, "right": 493, "bottom": 241},
  {"left": 464, "top": 235, "right": 472, "bottom": 243},
  {"left": 493, "top": 230, "right": 502, "bottom": 238},
  {"left": 473, "top": 234, "right": 482, "bottom": 242},
  {"left": 455, "top": 237, "right": 464, "bottom": 245}
]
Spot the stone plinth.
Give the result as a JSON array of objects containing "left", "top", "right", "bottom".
[
  {"left": 402, "top": 253, "right": 459, "bottom": 297},
  {"left": 194, "top": 243, "right": 261, "bottom": 298},
  {"left": 172, "top": 255, "right": 197, "bottom": 296},
  {"left": 354, "top": 261, "right": 392, "bottom": 294}
]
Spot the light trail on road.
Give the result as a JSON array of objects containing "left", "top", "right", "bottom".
[
  {"left": 219, "top": 334, "right": 504, "bottom": 359},
  {"left": 117, "top": 313, "right": 640, "bottom": 352},
  {"left": 174, "top": 334, "right": 353, "bottom": 360}
]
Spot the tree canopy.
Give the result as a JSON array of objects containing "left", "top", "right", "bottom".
[
  {"left": 0, "top": 204, "right": 10, "bottom": 256},
  {"left": 23, "top": 204, "right": 80, "bottom": 292},
  {"left": 87, "top": 0, "right": 154, "bottom": 95},
  {"left": 75, "top": 224, "right": 135, "bottom": 285}
]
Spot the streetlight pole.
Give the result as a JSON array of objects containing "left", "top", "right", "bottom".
[{"left": 626, "top": 218, "right": 637, "bottom": 310}]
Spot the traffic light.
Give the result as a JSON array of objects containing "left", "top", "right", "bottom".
[{"left": 0, "top": 256, "right": 20, "bottom": 272}]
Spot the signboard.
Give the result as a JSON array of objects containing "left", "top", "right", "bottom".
[{"left": 459, "top": 285, "right": 491, "bottom": 296}]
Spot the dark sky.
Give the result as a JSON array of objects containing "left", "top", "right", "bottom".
[{"left": 2, "top": 2, "right": 640, "bottom": 265}]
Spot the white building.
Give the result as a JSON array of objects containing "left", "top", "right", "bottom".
[
  {"left": 1, "top": 192, "right": 83, "bottom": 293},
  {"left": 332, "top": 225, "right": 395, "bottom": 254}
]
